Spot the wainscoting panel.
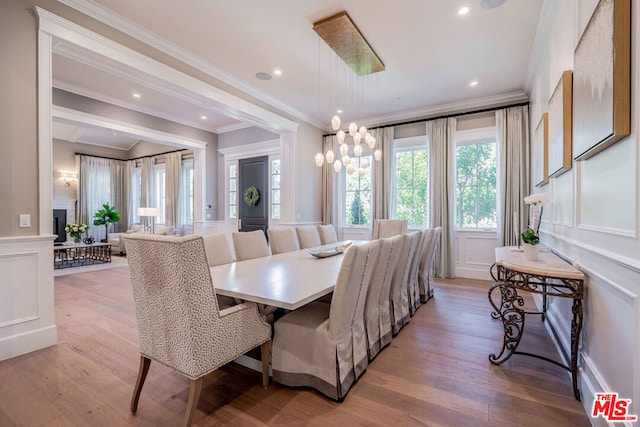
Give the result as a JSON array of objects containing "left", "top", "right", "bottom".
[
  {"left": 550, "top": 170, "right": 573, "bottom": 227},
  {"left": 577, "top": 138, "right": 637, "bottom": 237},
  {"left": 0, "top": 236, "right": 57, "bottom": 361},
  {"left": 0, "top": 252, "right": 39, "bottom": 326},
  {"left": 455, "top": 231, "right": 497, "bottom": 281}
]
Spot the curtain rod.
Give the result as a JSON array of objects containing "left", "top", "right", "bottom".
[
  {"left": 322, "top": 101, "right": 529, "bottom": 137},
  {"left": 75, "top": 148, "right": 189, "bottom": 162}
]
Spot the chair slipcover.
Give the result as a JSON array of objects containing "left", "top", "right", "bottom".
[
  {"left": 125, "top": 234, "right": 271, "bottom": 426},
  {"left": 268, "top": 227, "right": 300, "bottom": 254},
  {"left": 272, "top": 240, "right": 381, "bottom": 400},
  {"left": 364, "top": 234, "right": 403, "bottom": 360},
  {"left": 407, "top": 230, "right": 427, "bottom": 316},
  {"left": 317, "top": 224, "right": 339, "bottom": 245},
  {"left": 389, "top": 231, "right": 420, "bottom": 335},
  {"left": 419, "top": 227, "right": 441, "bottom": 302},
  {"left": 232, "top": 230, "right": 271, "bottom": 261},
  {"left": 295, "top": 226, "right": 322, "bottom": 249},
  {"left": 372, "top": 219, "right": 408, "bottom": 239}
]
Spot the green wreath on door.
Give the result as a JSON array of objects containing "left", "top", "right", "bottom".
[{"left": 243, "top": 186, "right": 260, "bottom": 206}]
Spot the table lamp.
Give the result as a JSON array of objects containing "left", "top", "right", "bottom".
[{"left": 138, "top": 207, "right": 161, "bottom": 234}]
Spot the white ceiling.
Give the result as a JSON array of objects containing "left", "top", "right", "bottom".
[{"left": 51, "top": 0, "right": 544, "bottom": 147}]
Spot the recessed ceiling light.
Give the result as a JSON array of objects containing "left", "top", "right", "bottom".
[
  {"left": 132, "top": 93, "right": 141, "bottom": 98},
  {"left": 337, "top": 109, "right": 343, "bottom": 114},
  {"left": 255, "top": 72, "right": 272, "bottom": 81},
  {"left": 470, "top": 80, "right": 479, "bottom": 86},
  {"left": 458, "top": 6, "right": 470, "bottom": 15},
  {"left": 274, "top": 69, "right": 282, "bottom": 76},
  {"left": 481, "top": 0, "right": 507, "bottom": 9},
  {"left": 201, "top": 115, "right": 208, "bottom": 120}
]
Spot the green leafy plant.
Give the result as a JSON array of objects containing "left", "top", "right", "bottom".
[
  {"left": 521, "top": 227, "right": 540, "bottom": 245},
  {"left": 93, "top": 203, "right": 120, "bottom": 237}
]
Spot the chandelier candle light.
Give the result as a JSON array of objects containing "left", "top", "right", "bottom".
[{"left": 315, "top": 116, "right": 381, "bottom": 175}]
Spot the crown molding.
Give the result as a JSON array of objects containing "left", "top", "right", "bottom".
[
  {"left": 54, "top": 0, "right": 325, "bottom": 130},
  {"left": 215, "top": 122, "right": 255, "bottom": 134},
  {"left": 353, "top": 91, "right": 529, "bottom": 128},
  {"left": 524, "top": 0, "right": 565, "bottom": 93}
]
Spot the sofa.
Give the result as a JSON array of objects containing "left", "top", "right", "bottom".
[{"left": 108, "top": 225, "right": 181, "bottom": 255}]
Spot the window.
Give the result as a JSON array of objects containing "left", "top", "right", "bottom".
[
  {"left": 228, "top": 163, "right": 237, "bottom": 219},
  {"left": 455, "top": 130, "right": 497, "bottom": 229},
  {"left": 392, "top": 137, "right": 428, "bottom": 227},
  {"left": 154, "top": 164, "right": 166, "bottom": 224},
  {"left": 271, "top": 158, "right": 281, "bottom": 220},
  {"left": 345, "top": 155, "right": 372, "bottom": 226}
]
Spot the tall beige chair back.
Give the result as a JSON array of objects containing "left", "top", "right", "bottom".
[
  {"left": 317, "top": 224, "right": 339, "bottom": 245},
  {"left": 272, "top": 240, "right": 380, "bottom": 400},
  {"left": 232, "top": 230, "right": 271, "bottom": 261},
  {"left": 267, "top": 227, "right": 300, "bottom": 254},
  {"left": 407, "top": 229, "right": 427, "bottom": 316},
  {"left": 372, "top": 219, "right": 408, "bottom": 239},
  {"left": 388, "top": 231, "right": 420, "bottom": 335},
  {"left": 295, "top": 226, "right": 322, "bottom": 249},
  {"left": 419, "top": 227, "right": 441, "bottom": 302},
  {"left": 364, "top": 234, "right": 403, "bottom": 360},
  {"left": 125, "top": 234, "right": 271, "bottom": 427},
  {"left": 202, "top": 233, "right": 235, "bottom": 266}
]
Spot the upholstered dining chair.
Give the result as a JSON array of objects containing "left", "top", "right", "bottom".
[
  {"left": 364, "top": 234, "right": 403, "bottom": 360},
  {"left": 272, "top": 240, "right": 381, "bottom": 400},
  {"left": 202, "top": 233, "right": 235, "bottom": 266},
  {"left": 419, "top": 227, "right": 441, "bottom": 303},
  {"left": 267, "top": 227, "right": 300, "bottom": 255},
  {"left": 125, "top": 234, "right": 271, "bottom": 427},
  {"left": 407, "top": 230, "right": 427, "bottom": 316},
  {"left": 295, "top": 226, "right": 322, "bottom": 249},
  {"left": 317, "top": 224, "right": 339, "bottom": 245},
  {"left": 371, "top": 219, "right": 408, "bottom": 239},
  {"left": 388, "top": 231, "right": 420, "bottom": 335},
  {"left": 232, "top": 230, "right": 271, "bottom": 261}
]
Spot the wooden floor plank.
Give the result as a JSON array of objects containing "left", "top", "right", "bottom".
[{"left": 0, "top": 268, "right": 591, "bottom": 426}]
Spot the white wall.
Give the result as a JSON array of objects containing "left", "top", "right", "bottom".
[{"left": 529, "top": 0, "right": 639, "bottom": 421}]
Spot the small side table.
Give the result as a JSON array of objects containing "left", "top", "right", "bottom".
[{"left": 488, "top": 247, "right": 585, "bottom": 400}]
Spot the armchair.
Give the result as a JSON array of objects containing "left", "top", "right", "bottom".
[{"left": 125, "top": 234, "right": 271, "bottom": 426}]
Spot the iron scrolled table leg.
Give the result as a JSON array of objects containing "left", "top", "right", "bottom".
[
  {"left": 570, "top": 298, "right": 583, "bottom": 401},
  {"left": 489, "top": 282, "right": 526, "bottom": 365}
]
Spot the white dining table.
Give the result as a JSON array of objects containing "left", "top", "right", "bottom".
[{"left": 210, "top": 241, "right": 363, "bottom": 310}]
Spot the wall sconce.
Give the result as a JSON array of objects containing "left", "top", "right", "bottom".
[{"left": 55, "top": 171, "right": 78, "bottom": 186}]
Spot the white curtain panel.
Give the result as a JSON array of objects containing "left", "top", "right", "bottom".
[
  {"left": 372, "top": 127, "right": 394, "bottom": 221},
  {"left": 109, "top": 159, "right": 127, "bottom": 233},
  {"left": 165, "top": 152, "right": 182, "bottom": 227},
  {"left": 78, "top": 155, "right": 111, "bottom": 241},
  {"left": 126, "top": 160, "right": 137, "bottom": 227},
  {"left": 321, "top": 135, "right": 335, "bottom": 226},
  {"left": 496, "top": 105, "right": 530, "bottom": 246},
  {"left": 427, "top": 117, "right": 457, "bottom": 278}
]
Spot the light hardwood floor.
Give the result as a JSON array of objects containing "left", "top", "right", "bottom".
[{"left": 0, "top": 265, "right": 591, "bottom": 426}]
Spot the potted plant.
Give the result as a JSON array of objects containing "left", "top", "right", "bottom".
[
  {"left": 93, "top": 203, "right": 120, "bottom": 242},
  {"left": 521, "top": 227, "right": 540, "bottom": 261}
]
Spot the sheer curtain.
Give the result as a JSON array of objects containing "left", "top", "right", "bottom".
[
  {"left": 371, "top": 127, "right": 394, "bottom": 221},
  {"left": 140, "top": 157, "right": 156, "bottom": 210},
  {"left": 428, "top": 117, "right": 457, "bottom": 278},
  {"left": 109, "top": 159, "right": 127, "bottom": 233},
  {"left": 165, "top": 152, "right": 182, "bottom": 228},
  {"left": 78, "top": 155, "right": 111, "bottom": 241},
  {"left": 496, "top": 105, "right": 530, "bottom": 246},
  {"left": 126, "top": 160, "right": 138, "bottom": 227},
  {"left": 321, "top": 135, "right": 335, "bottom": 226}
]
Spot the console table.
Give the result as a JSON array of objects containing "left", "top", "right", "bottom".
[
  {"left": 54, "top": 242, "right": 112, "bottom": 269},
  {"left": 488, "top": 246, "right": 584, "bottom": 400}
]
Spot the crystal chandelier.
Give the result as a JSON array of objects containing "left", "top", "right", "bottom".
[{"left": 315, "top": 116, "right": 381, "bottom": 175}]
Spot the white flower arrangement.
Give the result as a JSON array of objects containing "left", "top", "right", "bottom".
[
  {"left": 523, "top": 193, "right": 551, "bottom": 240},
  {"left": 524, "top": 193, "right": 551, "bottom": 206},
  {"left": 64, "top": 223, "right": 88, "bottom": 240}
]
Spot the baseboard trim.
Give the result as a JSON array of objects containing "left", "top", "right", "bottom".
[{"left": 0, "top": 324, "right": 57, "bottom": 362}]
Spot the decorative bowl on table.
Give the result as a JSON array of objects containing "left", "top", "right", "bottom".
[{"left": 305, "top": 241, "right": 353, "bottom": 258}]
